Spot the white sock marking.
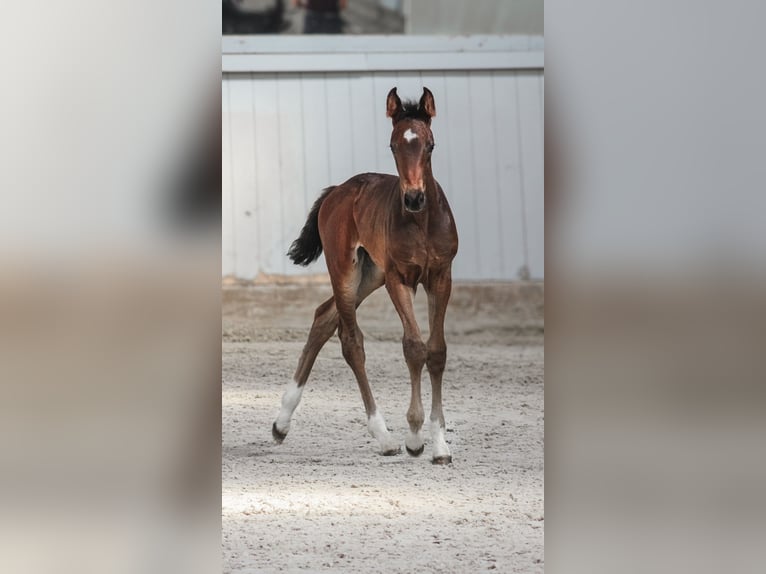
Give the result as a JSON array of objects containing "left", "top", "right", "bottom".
[
  {"left": 275, "top": 380, "right": 303, "bottom": 433},
  {"left": 367, "top": 411, "right": 389, "bottom": 440},
  {"left": 430, "top": 419, "right": 451, "bottom": 459},
  {"left": 368, "top": 411, "right": 400, "bottom": 454},
  {"left": 403, "top": 128, "right": 418, "bottom": 143},
  {"left": 406, "top": 430, "right": 424, "bottom": 452}
]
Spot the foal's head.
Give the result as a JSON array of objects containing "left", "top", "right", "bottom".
[{"left": 386, "top": 87, "right": 436, "bottom": 214}]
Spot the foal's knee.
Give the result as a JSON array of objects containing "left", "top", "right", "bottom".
[{"left": 402, "top": 336, "right": 427, "bottom": 369}]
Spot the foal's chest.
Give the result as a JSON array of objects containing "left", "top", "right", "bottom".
[{"left": 389, "top": 219, "right": 456, "bottom": 285}]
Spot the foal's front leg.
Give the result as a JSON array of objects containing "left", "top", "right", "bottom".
[
  {"left": 426, "top": 271, "right": 453, "bottom": 464},
  {"left": 385, "top": 277, "right": 427, "bottom": 457}
]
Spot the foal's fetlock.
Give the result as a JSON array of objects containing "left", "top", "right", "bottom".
[{"left": 405, "top": 439, "right": 425, "bottom": 457}]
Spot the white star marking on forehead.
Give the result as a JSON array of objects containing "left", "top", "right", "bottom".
[{"left": 403, "top": 128, "right": 418, "bottom": 143}]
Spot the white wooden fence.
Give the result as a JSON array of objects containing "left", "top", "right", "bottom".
[{"left": 223, "top": 35, "right": 543, "bottom": 281}]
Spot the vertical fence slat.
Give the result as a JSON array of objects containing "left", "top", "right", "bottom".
[
  {"left": 442, "top": 71, "right": 479, "bottom": 279},
  {"left": 325, "top": 74, "right": 355, "bottom": 185},
  {"left": 252, "top": 74, "right": 283, "bottom": 276},
  {"left": 517, "top": 71, "right": 544, "bottom": 279},
  {"left": 349, "top": 75, "right": 378, "bottom": 176},
  {"left": 276, "top": 73, "right": 308, "bottom": 276},
  {"left": 491, "top": 71, "right": 527, "bottom": 279},
  {"left": 467, "top": 71, "right": 503, "bottom": 279},
  {"left": 228, "top": 74, "right": 259, "bottom": 279}
]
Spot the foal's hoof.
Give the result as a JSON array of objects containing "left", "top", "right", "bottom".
[
  {"left": 406, "top": 444, "right": 425, "bottom": 457},
  {"left": 271, "top": 422, "right": 287, "bottom": 444},
  {"left": 381, "top": 445, "right": 402, "bottom": 456},
  {"left": 432, "top": 455, "right": 453, "bottom": 465}
]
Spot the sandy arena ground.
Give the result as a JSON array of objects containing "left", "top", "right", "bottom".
[{"left": 223, "top": 283, "right": 544, "bottom": 573}]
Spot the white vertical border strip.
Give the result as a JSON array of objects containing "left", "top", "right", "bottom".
[{"left": 222, "top": 80, "right": 235, "bottom": 277}]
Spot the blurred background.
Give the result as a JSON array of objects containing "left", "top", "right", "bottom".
[
  {"left": 0, "top": 2, "right": 221, "bottom": 573},
  {"left": 546, "top": 2, "right": 766, "bottom": 573},
  {"left": 223, "top": 0, "right": 543, "bottom": 36}
]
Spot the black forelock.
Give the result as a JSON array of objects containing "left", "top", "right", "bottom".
[{"left": 394, "top": 100, "right": 431, "bottom": 123}]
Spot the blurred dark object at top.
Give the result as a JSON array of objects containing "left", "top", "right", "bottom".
[
  {"left": 223, "top": 0, "right": 287, "bottom": 35},
  {"left": 296, "top": 0, "right": 346, "bottom": 34},
  {"left": 167, "top": 93, "right": 221, "bottom": 231}
]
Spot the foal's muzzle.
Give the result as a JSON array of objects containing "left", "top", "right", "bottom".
[{"left": 403, "top": 190, "right": 426, "bottom": 213}]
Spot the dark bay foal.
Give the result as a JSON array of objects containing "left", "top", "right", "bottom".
[{"left": 272, "top": 87, "right": 458, "bottom": 464}]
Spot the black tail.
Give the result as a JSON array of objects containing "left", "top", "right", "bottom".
[{"left": 287, "top": 187, "right": 334, "bottom": 266}]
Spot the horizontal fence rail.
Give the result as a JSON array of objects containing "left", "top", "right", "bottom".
[{"left": 223, "top": 35, "right": 544, "bottom": 73}]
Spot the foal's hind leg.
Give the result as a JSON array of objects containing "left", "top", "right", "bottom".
[
  {"left": 272, "top": 296, "right": 338, "bottom": 443},
  {"left": 330, "top": 251, "right": 399, "bottom": 455},
  {"left": 425, "top": 271, "right": 453, "bottom": 464},
  {"left": 272, "top": 251, "right": 386, "bottom": 447}
]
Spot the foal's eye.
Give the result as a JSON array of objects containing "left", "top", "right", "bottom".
[{"left": 427, "top": 143, "right": 435, "bottom": 152}]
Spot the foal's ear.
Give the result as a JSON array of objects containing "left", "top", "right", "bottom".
[
  {"left": 419, "top": 87, "right": 436, "bottom": 119},
  {"left": 386, "top": 87, "right": 402, "bottom": 121}
]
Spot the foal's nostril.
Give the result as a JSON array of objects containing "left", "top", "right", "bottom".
[{"left": 404, "top": 191, "right": 426, "bottom": 212}]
